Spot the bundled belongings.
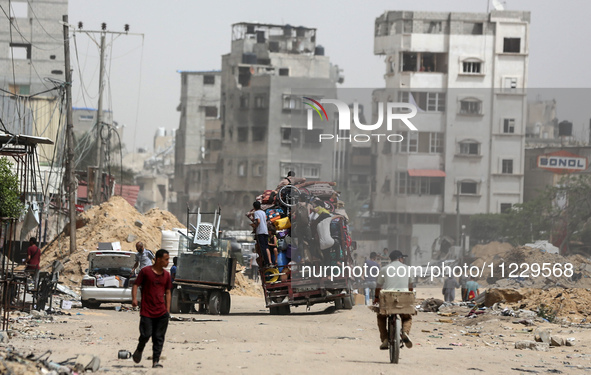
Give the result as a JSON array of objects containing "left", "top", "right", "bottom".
[{"left": 247, "top": 178, "right": 352, "bottom": 276}]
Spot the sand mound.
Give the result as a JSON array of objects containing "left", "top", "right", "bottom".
[
  {"left": 41, "top": 197, "right": 262, "bottom": 299},
  {"left": 232, "top": 264, "right": 264, "bottom": 297},
  {"left": 41, "top": 196, "right": 185, "bottom": 287}
]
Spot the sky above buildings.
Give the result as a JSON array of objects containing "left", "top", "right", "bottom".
[{"left": 68, "top": 0, "right": 591, "bottom": 152}]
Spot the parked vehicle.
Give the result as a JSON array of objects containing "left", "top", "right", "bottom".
[{"left": 80, "top": 250, "right": 140, "bottom": 308}]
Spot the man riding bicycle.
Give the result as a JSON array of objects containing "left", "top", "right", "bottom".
[{"left": 374, "top": 250, "right": 414, "bottom": 350}]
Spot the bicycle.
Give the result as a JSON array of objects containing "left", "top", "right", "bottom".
[
  {"left": 387, "top": 313, "right": 402, "bottom": 363},
  {"left": 277, "top": 183, "right": 302, "bottom": 207},
  {"left": 378, "top": 290, "right": 415, "bottom": 364}
]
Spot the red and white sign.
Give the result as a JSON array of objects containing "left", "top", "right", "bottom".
[{"left": 537, "top": 150, "right": 588, "bottom": 174}]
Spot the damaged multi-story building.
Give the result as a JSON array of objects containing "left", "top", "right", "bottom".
[
  {"left": 170, "top": 70, "right": 222, "bottom": 219},
  {"left": 218, "top": 22, "right": 342, "bottom": 227},
  {"left": 372, "top": 10, "right": 530, "bottom": 265}
]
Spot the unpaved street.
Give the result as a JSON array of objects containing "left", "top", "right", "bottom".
[{"left": 7, "top": 288, "right": 591, "bottom": 374}]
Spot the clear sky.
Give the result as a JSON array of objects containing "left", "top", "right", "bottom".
[{"left": 68, "top": 0, "right": 591, "bottom": 152}]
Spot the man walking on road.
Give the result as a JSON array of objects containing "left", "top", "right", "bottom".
[
  {"left": 375, "top": 250, "right": 414, "bottom": 350},
  {"left": 132, "top": 249, "right": 172, "bottom": 368}
]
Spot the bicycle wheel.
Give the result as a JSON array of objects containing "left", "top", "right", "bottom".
[
  {"left": 389, "top": 315, "right": 401, "bottom": 364},
  {"left": 278, "top": 185, "right": 301, "bottom": 207}
]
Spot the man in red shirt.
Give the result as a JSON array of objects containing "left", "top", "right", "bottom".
[
  {"left": 25, "top": 237, "right": 41, "bottom": 290},
  {"left": 25, "top": 237, "right": 41, "bottom": 271},
  {"left": 131, "top": 249, "right": 172, "bottom": 368}
]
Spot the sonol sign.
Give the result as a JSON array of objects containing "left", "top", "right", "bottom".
[
  {"left": 537, "top": 150, "right": 588, "bottom": 174},
  {"left": 303, "top": 97, "right": 417, "bottom": 143}
]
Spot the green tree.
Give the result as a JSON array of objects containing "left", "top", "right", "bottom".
[
  {"left": 0, "top": 157, "right": 25, "bottom": 218},
  {"left": 502, "top": 174, "right": 591, "bottom": 247},
  {"left": 470, "top": 214, "right": 504, "bottom": 244}
]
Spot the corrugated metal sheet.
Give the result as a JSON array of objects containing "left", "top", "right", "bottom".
[
  {"left": 77, "top": 184, "right": 140, "bottom": 208},
  {"left": 114, "top": 184, "right": 140, "bottom": 207}
]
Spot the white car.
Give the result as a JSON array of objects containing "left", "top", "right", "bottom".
[{"left": 81, "top": 250, "right": 140, "bottom": 308}]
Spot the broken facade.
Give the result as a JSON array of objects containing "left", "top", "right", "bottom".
[{"left": 372, "top": 10, "right": 530, "bottom": 265}]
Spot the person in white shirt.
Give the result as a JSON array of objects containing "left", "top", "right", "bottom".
[
  {"left": 250, "top": 201, "right": 272, "bottom": 267},
  {"left": 374, "top": 250, "right": 414, "bottom": 350}
]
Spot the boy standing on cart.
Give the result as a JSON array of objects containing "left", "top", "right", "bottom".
[{"left": 374, "top": 250, "right": 414, "bottom": 350}]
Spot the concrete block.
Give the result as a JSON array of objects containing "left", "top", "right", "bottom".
[
  {"left": 550, "top": 336, "right": 565, "bottom": 347},
  {"left": 515, "top": 340, "right": 549, "bottom": 351}
]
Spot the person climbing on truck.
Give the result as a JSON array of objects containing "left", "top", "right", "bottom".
[{"left": 251, "top": 201, "right": 272, "bottom": 267}]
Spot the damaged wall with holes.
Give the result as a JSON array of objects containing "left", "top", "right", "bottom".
[
  {"left": 0, "top": 0, "right": 68, "bottom": 97},
  {"left": 171, "top": 70, "right": 223, "bottom": 220}
]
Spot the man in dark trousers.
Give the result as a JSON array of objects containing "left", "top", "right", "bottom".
[
  {"left": 25, "top": 237, "right": 41, "bottom": 289},
  {"left": 250, "top": 201, "right": 271, "bottom": 267},
  {"left": 131, "top": 249, "right": 172, "bottom": 368}
]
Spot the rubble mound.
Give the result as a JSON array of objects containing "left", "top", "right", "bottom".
[
  {"left": 513, "top": 288, "right": 591, "bottom": 321},
  {"left": 472, "top": 244, "right": 591, "bottom": 288},
  {"left": 485, "top": 288, "right": 524, "bottom": 307},
  {"left": 420, "top": 298, "right": 444, "bottom": 312},
  {"left": 40, "top": 196, "right": 185, "bottom": 287}
]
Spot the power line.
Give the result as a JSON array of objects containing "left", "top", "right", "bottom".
[
  {"left": 131, "top": 35, "right": 145, "bottom": 156},
  {"left": 25, "top": 0, "right": 61, "bottom": 43},
  {"left": 72, "top": 33, "right": 93, "bottom": 108}
]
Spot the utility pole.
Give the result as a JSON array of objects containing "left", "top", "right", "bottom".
[
  {"left": 69, "top": 23, "right": 141, "bottom": 205},
  {"left": 63, "top": 15, "right": 76, "bottom": 255},
  {"left": 94, "top": 32, "right": 106, "bottom": 205}
]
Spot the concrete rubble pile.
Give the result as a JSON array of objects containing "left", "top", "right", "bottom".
[
  {"left": 471, "top": 243, "right": 591, "bottom": 289},
  {"left": 1, "top": 311, "right": 101, "bottom": 374},
  {"left": 0, "top": 345, "right": 100, "bottom": 374}
]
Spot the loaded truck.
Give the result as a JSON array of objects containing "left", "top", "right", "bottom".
[
  {"left": 250, "top": 181, "right": 356, "bottom": 315},
  {"left": 170, "top": 207, "right": 237, "bottom": 315}
]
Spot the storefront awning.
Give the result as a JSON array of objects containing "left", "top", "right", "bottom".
[{"left": 408, "top": 169, "right": 446, "bottom": 177}]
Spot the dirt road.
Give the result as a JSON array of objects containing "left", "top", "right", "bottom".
[{"left": 8, "top": 289, "right": 591, "bottom": 374}]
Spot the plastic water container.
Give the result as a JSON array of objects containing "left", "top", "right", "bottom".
[
  {"left": 277, "top": 252, "right": 288, "bottom": 272},
  {"left": 161, "top": 228, "right": 185, "bottom": 270}
]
